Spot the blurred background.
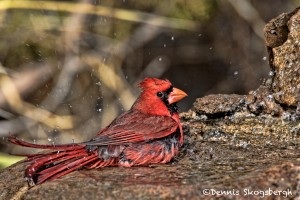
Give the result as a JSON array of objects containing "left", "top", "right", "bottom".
[{"left": 0, "top": 0, "right": 299, "bottom": 168}]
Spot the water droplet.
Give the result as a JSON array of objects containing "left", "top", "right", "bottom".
[
  {"left": 281, "top": 112, "right": 291, "bottom": 121},
  {"left": 97, "top": 108, "right": 102, "bottom": 112},
  {"left": 158, "top": 57, "right": 162, "bottom": 61},
  {"left": 48, "top": 138, "right": 52, "bottom": 142},
  {"left": 163, "top": 44, "right": 167, "bottom": 47},
  {"left": 171, "top": 36, "right": 174, "bottom": 40},
  {"left": 262, "top": 56, "right": 267, "bottom": 61},
  {"left": 233, "top": 71, "right": 239, "bottom": 76},
  {"left": 209, "top": 47, "right": 213, "bottom": 50},
  {"left": 267, "top": 95, "right": 273, "bottom": 101},
  {"left": 270, "top": 29, "right": 277, "bottom": 35},
  {"left": 198, "top": 33, "right": 202, "bottom": 37},
  {"left": 268, "top": 71, "right": 274, "bottom": 76}
]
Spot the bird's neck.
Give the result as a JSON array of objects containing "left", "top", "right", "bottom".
[
  {"left": 132, "top": 93, "right": 183, "bottom": 146},
  {"left": 132, "top": 93, "right": 176, "bottom": 117}
]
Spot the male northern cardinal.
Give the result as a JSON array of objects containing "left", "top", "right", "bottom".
[{"left": 8, "top": 77, "right": 187, "bottom": 186}]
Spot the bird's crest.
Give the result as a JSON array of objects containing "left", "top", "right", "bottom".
[{"left": 138, "top": 78, "right": 172, "bottom": 91}]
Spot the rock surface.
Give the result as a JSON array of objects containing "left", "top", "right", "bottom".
[
  {"left": 1, "top": 6, "right": 300, "bottom": 200},
  {"left": 265, "top": 7, "right": 300, "bottom": 106}
]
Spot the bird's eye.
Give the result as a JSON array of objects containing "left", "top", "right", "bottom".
[{"left": 157, "top": 92, "right": 163, "bottom": 98}]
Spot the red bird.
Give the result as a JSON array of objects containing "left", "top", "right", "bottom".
[{"left": 8, "top": 78, "right": 187, "bottom": 186}]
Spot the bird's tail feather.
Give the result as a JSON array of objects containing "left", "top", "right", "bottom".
[
  {"left": 8, "top": 135, "right": 84, "bottom": 151},
  {"left": 8, "top": 136, "right": 99, "bottom": 186}
]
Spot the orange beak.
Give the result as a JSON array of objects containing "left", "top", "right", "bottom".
[{"left": 168, "top": 87, "right": 188, "bottom": 104}]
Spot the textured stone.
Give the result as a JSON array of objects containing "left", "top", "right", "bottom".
[
  {"left": 193, "top": 94, "right": 245, "bottom": 116},
  {"left": 265, "top": 7, "right": 300, "bottom": 106}
]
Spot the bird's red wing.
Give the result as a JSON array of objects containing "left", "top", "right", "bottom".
[{"left": 85, "top": 110, "right": 178, "bottom": 146}]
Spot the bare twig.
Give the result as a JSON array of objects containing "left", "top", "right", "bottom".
[
  {"left": 0, "top": 0, "right": 199, "bottom": 31},
  {"left": 82, "top": 54, "right": 136, "bottom": 110},
  {"left": 0, "top": 63, "right": 55, "bottom": 109},
  {"left": 0, "top": 74, "right": 75, "bottom": 130},
  {"left": 109, "top": 20, "right": 163, "bottom": 59},
  {"left": 227, "top": 0, "right": 265, "bottom": 39},
  {"left": 41, "top": 0, "right": 89, "bottom": 111},
  {"left": 0, "top": 118, "right": 24, "bottom": 136}
]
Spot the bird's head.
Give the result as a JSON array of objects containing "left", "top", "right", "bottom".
[{"left": 133, "top": 78, "right": 187, "bottom": 116}]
